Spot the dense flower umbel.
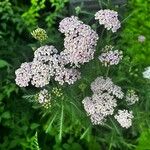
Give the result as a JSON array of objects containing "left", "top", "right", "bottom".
[
  {"left": 143, "top": 66, "right": 150, "bottom": 79},
  {"left": 125, "top": 90, "right": 139, "bottom": 105},
  {"left": 82, "top": 76, "right": 124, "bottom": 125},
  {"left": 98, "top": 45, "right": 123, "bottom": 67},
  {"left": 31, "top": 27, "right": 48, "bottom": 42},
  {"left": 59, "top": 16, "right": 99, "bottom": 67},
  {"left": 114, "top": 110, "right": 133, "bottom": 128},
  {"left": 95, "top": 9, "right": 121, "bottom": 32}
]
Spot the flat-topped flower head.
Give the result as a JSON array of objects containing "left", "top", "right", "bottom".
[
  {"left": 114, "top": 110, "right": 133, "bottom": 128},
  {"left": 90, "top": 76, "right": 124, "bottom": 99},
  {"left": 95, "top": 9, "right": 121, "bottom": 32},
  {"left": 98, "top": 45, "right": 123, "bottom": 67}
]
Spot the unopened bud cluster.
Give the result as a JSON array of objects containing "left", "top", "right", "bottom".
[{"left": 31, "top": 27, "right": 48, "bottom": 42}]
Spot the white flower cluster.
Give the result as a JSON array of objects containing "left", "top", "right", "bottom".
[
  {"left": 15, "top": 45, "right": 81, "bottom": 87},
  {"left": 15, "top": 62, "right": 32, "bottom": 87},
  {"left": 114, "top": 110, "right": 133, "bottom": 128},
  {"left": 143, "top": 66, "right": 150, "bottom": 79},
  {"left": 138, "top": 35, "right": 146, "bottom": 43},
  {"left": 37, "top": 89, "right": 51, "bottom": 108},
  {"left": 98, "top": 45, "right": 123, "bottom": 67},
  {"left": 82, "top": 76, "right": 124, "bottom": 125},
  {"left": 126, "top": 90, "right": 139, "bottom": 105},
  {"left": 95, "top": 9, "right": 121, "bottom": 32},
  {"left": 59, "top": 16, "right": 99, "bottom": 67}
]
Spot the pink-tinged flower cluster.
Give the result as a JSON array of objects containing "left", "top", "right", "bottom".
[
  {"left": 82, "top": 76, "right": 124, "bottom": 125},
  {"left": 95, "top": 9, "right": 121, "bottom": 32},
  {"left": 98, "top": 45, "right": 123, "bottom": 67},
  {"left": 59, "top": 16, "right": 99, "bottom": 67},
  {"left": 15, "top": 45, "right": 81, "bottom": 87}
]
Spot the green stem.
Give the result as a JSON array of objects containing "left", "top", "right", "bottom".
[
  {"left": 105, "top": 66, "right": 110, "bottom": 78},
  {"left": 59, "top": 103, "right": 64, "bottom": 142}
]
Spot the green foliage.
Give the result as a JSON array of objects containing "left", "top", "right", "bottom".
[
  {"left": 45, "top": 0, "right": 68, "bottom": 28},
  {"left": 119, "top": 0, "right": 150, "bottom": 65},
  {"left": 136, "top": 129, "right": 150, "bottom": 150},
  {"left": 22, "top": 0, "right": 46, "bottom": 30}
]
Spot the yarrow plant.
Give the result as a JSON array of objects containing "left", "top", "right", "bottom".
[{"left": 15, "top": 9, "right": 140, "bottom": 130}]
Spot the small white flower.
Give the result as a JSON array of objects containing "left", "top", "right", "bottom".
[
  {"left": 143, "top": 66, "right": 150, "bottom": 79},
  {"left": 138, "top": 35, "right": 146, "bottom": 43},
  {"left": 95, "top": 9, "right": 121, "bottom": 32},
  {"left": 114, "top": 110, "right": 133, "bottom": 128}
]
